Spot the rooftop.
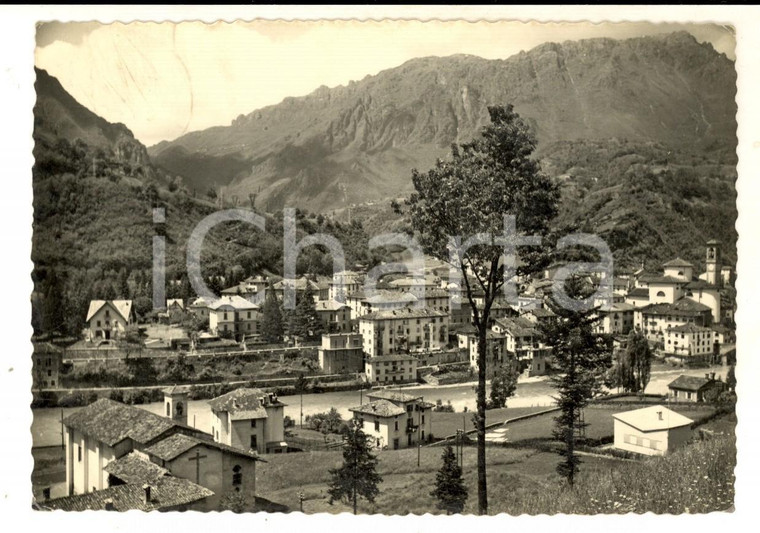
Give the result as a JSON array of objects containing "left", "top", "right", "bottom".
[
  {"left": 668, "top": 375, "right": 716, "bottom": 392},
  {"left": 494, "top": 317, "right": 539, "bottom": 337},
  {"left": 315, "top": 300, "right": 351, "bottom": 311},
  {"left": 366, "top": 390, "right": 422, "bottom": 403},
  {"left": 361, "top": 307, "right": 447, "bottom": 321},
  {"left": 63, "top": 399, "right": 200, "bottom": 447},
  {"left": 143, "top": 433, "right": 259, "bottom": 462},
  {"left": 525, "top": 307, "right": 556, "bottom": 318},
  {"left": 685, "top": 280, "right": 718, "bottom": 290},
  {"left": 103, "top": 452, "right": 169, "bottom": 485},
  {"left": 612, "top": 405, "right": 693, "bottom": 432},
  {"left": 626, "top": 287, "right": 650, "bottom": 298},
  {"left": 207, "top": 387, "right": 286, "bottom": 415},
  {"left": 641, "top": 299, "right": 712, "bottom": 316},
  {"left": 367, "top": 354, "right": 419, "bottom": 363},
  {"left": 86, "top": 300, "right": 132, "bottom": 323},
  {"left": 41, "top": 475, "right": 213, "bottom": 512},
  {"left": 668, "top": 324, "right": 712, "bottom": 334},
  {"left": 662, "top": 257, "right": 695, "bottom": 268},
  {"left": 207, "top": 295, "right": 258, "bottom": 311},
  {"left": 349, "top": 399, "right": 406, "bottom": 418}
]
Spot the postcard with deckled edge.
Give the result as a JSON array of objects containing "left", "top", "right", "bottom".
[{"left": 2, "top": 6, "right": 758, "bottom": 528}]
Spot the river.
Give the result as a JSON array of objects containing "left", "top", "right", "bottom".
[{"left": 31, "top": 364, "right": 725, "bottom": 448}]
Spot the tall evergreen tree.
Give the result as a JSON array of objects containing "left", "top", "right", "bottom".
[
  {"left": 431, "top": 445, "right": 468, "bottom": 514},
  {"left": 626, "top": 328, "right": 652, "bottom": 393},
  {"left": 541, "top": 276, "right": 612, "bottom": 487},
  {"left": 726, "top": 364, "right": 736, "bottom": 392},
  {"left": 261, "top": 282, "right": 284, "bottom": 343},
  {"left": 327, "top": 420, "right": 382, "bottom": 514},
  {"left": 290, "top": 283, "right": 323, "bottom": 340},
  {"left": 407, "top": 105, "right": 560, "bottom": 513}
]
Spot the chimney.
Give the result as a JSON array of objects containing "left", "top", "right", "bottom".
[
  {"left": 657, "top": 411, "right": 663, "bottom": 421},
  {"left": 104, "top": 498, "right": 115, "bottom": 511},
  {"left": 142, "top": 484, "right": 152, "bottom": 504}
]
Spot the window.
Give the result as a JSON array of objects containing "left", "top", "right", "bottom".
[
  {"left": 656, "top": 291, "right": 666, "bottom": 297},
  {"left": 394, "top": 421, "right": 399, "bottom": 431},
  {"left": 77, "top": 445, "right": 82, "bottom": 462},
  {"left": 375, "top": 419, "right": 380, "bottom": 431},
  {"left": 250, "top": 435, "right": 258, "bottom": 450},
  {"left": 96, "top": 321, "right": 101, "bottom": 327},
  {"left": 232, "top": 465, "right": 242, "bottom": 486},
  {"left": 422, "top": 415, "right": 425, "bottom": 424},
  {"left": 47, "top": 370, "right": 52, "bottom": 377},
  {"left": 251, "top": 419, "right": 256, "bottom": 428},
  {"left": 51, "top": 380, "right": 55, "bottom": 387},
  {"left": 166, "top": 402, "right": 170, "bottom": 416}
]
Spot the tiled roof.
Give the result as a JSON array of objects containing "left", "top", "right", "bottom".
[
  {"left": 143, "top": 433, "right": 259, "bottom": 462},
  {"left": 640, "top": 299, "right": 711, "bottom": 316},
  {"left": 626, "top": 287, "right": 650, "bottom": 298},
  {"left": 63, "top": 399, "right": 198, "bottom": 447},
  {"left": 360, "top": 307, "right": 447, "bottom": 321},
  {"left": 668, "top": 375, "right": 713, "bottom": 392},
  {"left": 662, "top": 257, "right": 695, "bottom": 268},
  {"left": 103, "top": 452, "right": 169, "bottom": 484},
  {"left": 162, "top": 384, "right": 191, "bottom": 395},
  {"left": 41, "top": 475, "right": 213, "bottom": 512},
  {"left": 599, "top": 302, "right": 635, "bottom": 312},
  {"left": 86, "top": 300, "right": 132, "bottom": 322},
  {"left": 208, "top": 387, "right": 286, "bottom": 413},
  {"left": 612, "top": 405, "right": 693, "bottom": 432},
  {"left": 366, "top": 354, "right": 418, "bottom": 363},
  {"left": 525, "top": 308, "right": 555, "bottom": 318},
  {"left": 645, "top": 275, "right": 689, "bottom": 285},
  {"left": 349, "top": 399, "right": 406, "bottom": 417},
  {"left": 494, "top": 317, "right": 539, "bottom": 338},
  {"left": 316, "top": 300, "right": 350, "bottom": 311},
  {"left": 364, "top": 291, "right": 418, "bottom": 304},
  {"left": 32, "top": 341, "right": 63, "bottom": 354},
  {"left": 207, "top": 295, "right": 258, "bottom": 311},
  {"left": 273, "top": 277, "right": 320, "bottom": 291},
  {"left": 366, "top": 390, "right": 421, "bottom": 403}
]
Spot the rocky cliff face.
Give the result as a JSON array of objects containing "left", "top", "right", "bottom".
[
  {"left": 149, "top": 32, "right": 736, "bottom": 213},
  {"left": 34, "top": 67, "right": 153, "bottom": 172}
]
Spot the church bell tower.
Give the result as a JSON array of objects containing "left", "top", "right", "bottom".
[
  {"left": 163, "top": 385, "right": 189, "bottom": 426},
  {"left": 705, "top": 239, "right": 721, "bottom": 287}
]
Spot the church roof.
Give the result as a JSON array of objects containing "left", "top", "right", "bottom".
[
  {"left": 103, "top": 452, "right": 170, "bottom": 485},
  {"left": 640, "top": 299, "right": 712, "bottom": 317},
  {"left": 143, "top": 433, "right": 259, "bottom": 462},
  {"left": 41, "top": 475, "right": 213, "bottom": 512},
  {"left": 63, "top": 399, "right": 200, "bottom": 447},
  {"left": 662, "top": 257, "right": 695, "bottom": 268}
]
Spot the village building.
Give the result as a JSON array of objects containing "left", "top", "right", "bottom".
[
  {"left": 520, "top": 307, "right": 556, "bottom": 326},
  {"left": 364, "top": 353, "right": 418, "bottom": 384},
  {"left": 318, "top": 333, "right": 364, "bottom": 373},
  {"left": 346, "top": 289, "right": 418, "bottom": 320},
  {"left": 418, "top": 288, "right": 451, "bottom": 314},
  {"left": 32, "top": 341, "right": 62, "bottom": 389},
  {"left": 208, "top": 295, "right": 260, "bottom": 341},
  {"left": 593, "top": 302, "right": 635, "bottom": 335},
  {"left": 661, "top": 258, "right": 695, "bottom": 281},
  {"left": 350, "top": 390, "right": 434, "bottom": 449},
  {"left": 464, "top": 330, "right": 506, "bottom": 371},
  {"left": 663, "top": 324, "right": 716, "bottom": 358},
  {"left": 272, "top": 276, "right": 321, "bottom": 303},
  {"left": 315, "top": 300, "right": 352, "bottom": 333},
  {"left": 220, "top": 275, "right": 269, "bottom": 303},
  {"left": 328, "top": 271, "right": 364, "bottom": 301},
  {"left": 668, "top": 373, "right": 726, "bottom": 402},
  {"left": 612, "top": 405, "right": 693, "bottom": 456},
  {"left": 633, "top": 299, "right": 713, "bottom": 344},
  {"left": 188, "top": 296, "right": 214, "bottom": 320},
  {"left": 60, "top": 389, "right": 259, "bottom": 511},
  {"left": 41, "top": 472, "right": 213, "bottom": 512},
  {"left": 85, "top": 300, "right": 134, "bottom": 342},
  {"left": 359, "top": 307, "right": 448, "bottom": 357},
  {"left": 208, "top": 388, "right": 287, "bottom": 454},
  {"left": 624, "top": 287, "right": 651, "bottom": 308},
  {"left": 711, "top": 324, "right": 736, "bottom": 344},
  {"left": 385, "top": 276, "right": 440, "bottom": 298},
  {"left": 492, "top": 316, "right": 550, "bottom": 375},
  {"left": 447, "top": 296, "right": 473, "bottom": 334}
]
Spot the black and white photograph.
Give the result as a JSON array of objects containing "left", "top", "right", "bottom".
[{"left": 2, "top": 7, "right": 757, "bottom": 523}]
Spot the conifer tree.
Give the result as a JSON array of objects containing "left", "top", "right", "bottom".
[
  {"left": 290, "top": 283, "right": 323, "bottom": 340},
  {"left": 327, "top": 420, "right": 382, "bottom": 514},
  {"left": 541, "top": 275, "right": 612, "bottom": 487},
  {"left": 726, "top": 364, "right": 736, "bottom": 392},
  {"left": 489, "top": 363, "right": 519, "bottom": 409},
  {"left": 431, "top": 445, "right": 468, "bottom": 514},
  {"left": 261, "top": 282, "right": 284, "bottom": 343}
]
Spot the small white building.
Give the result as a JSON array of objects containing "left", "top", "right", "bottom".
[
  {"left": 365, "top": 353, "right": 418, "bottom": 384},
  {"left": 85, "top": 300, "right": 134, "bottom": 341},
  {"left": 208, "top": 295, "right": 260, "bottom": 340},
  {"left": 612, "top": 405, "right": 693, "bottom": 456},
  {"left": 350, "top": 390, "right": 434, "bottom": 449},
  {"left": 208, "top": 388, "right": 287, "bottom": 454},
  {"left": 318, "top": 333, "right": 364, "bottom": 374}
]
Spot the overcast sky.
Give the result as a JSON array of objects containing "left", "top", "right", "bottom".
[{"left": 35, "top": 20, "right": 735, "bottom": 147}]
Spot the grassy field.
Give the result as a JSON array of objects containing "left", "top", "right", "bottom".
[
  {"left": 501, "top": 403, "right": 717, "bottom": 443},
  {"left": 431, "top": 406, "right": 551, "bottom": 439},
  {"left": 256, "top": 425, "right": 735, "bottom": 515}
]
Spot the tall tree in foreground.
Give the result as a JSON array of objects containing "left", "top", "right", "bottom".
[
  {"left": 327, "top": 420, "right": 382, "bottom": 514},
  {"left": 541, "top": 276, "right": 612, "bottom": 487},
  {"left": 260, "top": 282, "right": 284, "bottom": 343},
  {"left": 431, "top": 444, "right": 468, "bottom": 514},
  {"left": 407, "top": 105, "right": 560, "bottom": 513}
]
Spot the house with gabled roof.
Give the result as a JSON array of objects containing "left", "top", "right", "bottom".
[
  {"left": 668, "top": 373, "right": 726, "bottom": 402},
  {"left": 350, "top": 389, "right": 434, "bottom": 449},
  {"left": 612, "top": 405, "right": 693, "bottom": 456},
  {"left": 208, "top": 388, "right": 287, "bottom": 454},
  {"left": 85, "top": 300, "right": 133, "bottom": 342}
]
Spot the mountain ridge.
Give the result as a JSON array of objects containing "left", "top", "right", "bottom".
[{"left": 147, "top": 31, "right": 736, "bottom": 213}]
